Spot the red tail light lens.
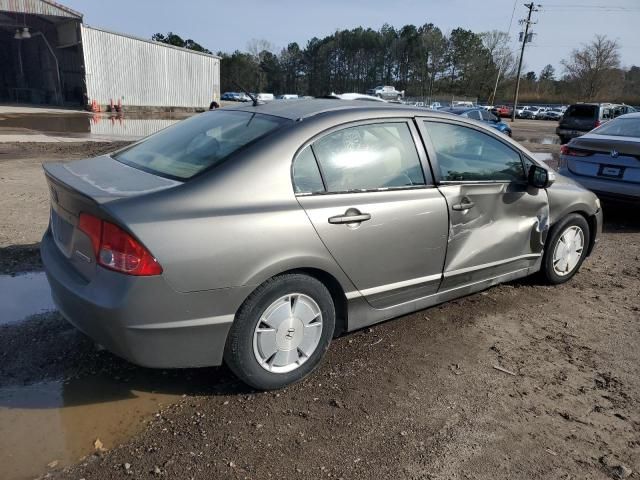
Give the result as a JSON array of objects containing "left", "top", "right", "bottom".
[
  {"left": 559, "top": 145, "right": 592, "bottom": 157},
  {"left": 78, "top": 213, "right": 162, "bottom": 276},
  {"left": 594, "top": 120, "right": 601, "bottom": 128}
]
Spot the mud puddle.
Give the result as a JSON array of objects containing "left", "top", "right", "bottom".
[
  {"left": 0, "top": 113, "right": 185, "bottom": 140},
  {"left": 0, "top": 371, "right": 206, "bottom": 480},
  {"left": 0, "top": 272, "right": 55, "bottom": 325},
  {"left": 514, "top": 136, "right": 560, "bottom": 145}
]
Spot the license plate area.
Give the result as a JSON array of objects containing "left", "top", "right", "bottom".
[
  {"left": 50, "top": 207, "right": 75, "bottom": 256},
  {"left": 598, "top": 165, "right": 625, "bottom": 179}
]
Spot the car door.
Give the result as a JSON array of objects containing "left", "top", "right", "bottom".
[
  {"left": 417, "top": 118, "right": 549, "bottom": 291},
  {"left": 293, "top": 120, "right": 449, "bottom": 309}
]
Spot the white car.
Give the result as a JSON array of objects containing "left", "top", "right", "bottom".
[
  {"left": 277, "top": 94, "right": 299, "bottom": 100},
  {"left": 328, "top": 93, "right": 387, "bottom": 102},
  {"left": 256, "top": 93, "right": 274, "bottom": 102},
  {"left": 365, "top": 85, "right": 404, "bottom": 100}
]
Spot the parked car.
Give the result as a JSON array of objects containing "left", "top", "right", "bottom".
[
  {"left": 441, "top": 107, "right": 512, "bottom": 136},
  {"left": 221, "top": 92, "right": 248, "bottom": 102},
  {"left": 277, "top": 94, "right": 299, "bottom": 100},
  {"left": 429, "top": 102, "right": 442, "bottom": 110},
  {"left": 542, "top": 108, "right": 564, "bottom": 121},
  {"left": 41, "top": 100, "right": 601, "bottom": 390},
  {"left": 256, "top": 93, "right": 275, "bottom": 102},
  {"left": 365, "top": 85, "right": 404, "bottom": 100},
  {"left": 452, "top": 101, "right": 475, "bottom": 108},
  {"left": 558, "top": 112, "right": 640, "bottom": 203},
  {"left": 492, "top": 105, "right": 512, "bottom": 118},
  {"left": 556, "top": 103, "right": 618, "bottom": 143},
  {"left": 327, "top": 92, "right": 387, "bottom": 102},
  {"left": 521, "top": 107, "right": 545, "bottom": 120},
  {"left": 515, "top": 105, "right": 532, "bottom": 118}
]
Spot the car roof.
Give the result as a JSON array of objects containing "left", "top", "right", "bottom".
[
  {"left": 223, "top": 98, "right": 422, "bottom": 120},
  {"left": 439, "top": 107, "right": 479, "bottom": 114},
  {"left": 617, "top": 112, "right": 640, "bottom": 119}
]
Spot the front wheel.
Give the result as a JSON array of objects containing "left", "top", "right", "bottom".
[
  {"left": 224, "top": 274, "right": 335, "bottom": 390},
  {"left": 541, "top": 214, "right": 590, "bottom": 284}
]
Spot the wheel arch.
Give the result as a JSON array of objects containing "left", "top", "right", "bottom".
[
  {"left": 550, "top": 209, "right": 597, "bottom": 256},
  {"left": 239, "top": 263, "right": 351, "bottom": 337}
]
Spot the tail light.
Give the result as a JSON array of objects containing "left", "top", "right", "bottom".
[
  {"left": 594, "top": 120, "right": 601, "bottom": 128},
  {"left": 560, "top": 145, "right": 592, "bottom": 157},
  {"left": 78, "top": 213, "right": 162, "bottom": 276}
]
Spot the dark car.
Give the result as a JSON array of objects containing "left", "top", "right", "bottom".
[
  {"left": 556, "top": 103, "right": 637, "bottom": 144},
  {"left": 559, "top": 112, "right": 640, "bottom": 203},
  {"left": 441, "top": 107, "right": 512, "bottom": 136}
]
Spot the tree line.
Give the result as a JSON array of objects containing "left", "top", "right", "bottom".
[{"left": 152, "top": 28, "right": 639, "bottom": 104}]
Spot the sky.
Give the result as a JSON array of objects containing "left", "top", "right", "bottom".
[{"left": 63, "top": 0, "right": 640, "bottom": 76}]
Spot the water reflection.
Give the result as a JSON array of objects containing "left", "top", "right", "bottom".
[{"left": 0, "top": 272, "right": 55, "bottom": 325}]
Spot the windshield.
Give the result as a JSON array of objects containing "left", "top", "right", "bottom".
[
  {"left": 114, "top": 110, "right": 289, "bottom": 180},
  {"left": 593, "top": 117, "right": 640, "bottom": 138}
]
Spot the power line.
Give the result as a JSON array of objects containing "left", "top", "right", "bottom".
[{"left": 488, "top": 0, "right": 518, "bottom": 104}]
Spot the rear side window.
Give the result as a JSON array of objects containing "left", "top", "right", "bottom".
[
  {"left": 565, "top": 105, "right": 597, "bottom": 119},
  {"left": 293, "top": 146, "right": 325, "bottom": 194},
  {"left": 311, "top": 123, "right": 425, "bottom": 193},
  {"left": 424, "top": 122, "right": 525, "bottom": 182},
  {"left": 115, "top": 111, "right": 288, "bottom": 180},
  {"left": 593, "top": 117, "right": 640, "bottom": 137}
]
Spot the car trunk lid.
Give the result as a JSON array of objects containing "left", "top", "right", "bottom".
[
  {"left": 566, "top": 135, "right": 640, "bottom": 184},
  {"left": 44, "top": 155, "right": 181, "bottom": 281}
]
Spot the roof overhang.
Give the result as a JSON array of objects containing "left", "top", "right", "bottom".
[{"left": 0, "top": 0, "right": 82, "bottom": 20}]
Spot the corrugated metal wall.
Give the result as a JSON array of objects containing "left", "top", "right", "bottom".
[{"left": 81, "top": 26, "right": 220, "bottom": 109}]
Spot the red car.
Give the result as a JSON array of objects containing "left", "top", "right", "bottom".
[{"left": 493, "top": 105, "right": 512, "bottom": 118}]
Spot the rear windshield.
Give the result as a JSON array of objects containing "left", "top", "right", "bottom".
[
  {"left": 593, "top": 117, "right": 640, "bottom": 137},
  {"left": 114, "top": 110, "right": 289, "bottom": 180},
  {"left": 565, "top": 105, "right": 597, "bottom": 119}
]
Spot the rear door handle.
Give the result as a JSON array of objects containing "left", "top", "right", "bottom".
[
  {"left": 452, "top": 201, "right": 475, "bottom": 211},
  {"left": 328, "top": 209, "right": 371, "bottom": 224}
]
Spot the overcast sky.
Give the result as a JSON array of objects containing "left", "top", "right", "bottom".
[{"left": 64, "top": 0, "right": 640, "bottom": 76}]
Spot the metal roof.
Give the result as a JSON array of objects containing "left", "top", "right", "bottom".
[
  {"left": 82, "top": 25, "right": 221, "bottom": 59},
  {"left": 0, "top": 0, "right": 82, "bottom": 19}
]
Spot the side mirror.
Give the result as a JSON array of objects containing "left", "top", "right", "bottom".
[{"left": 528, "top": 164, "right": 555, "bottom": 189}]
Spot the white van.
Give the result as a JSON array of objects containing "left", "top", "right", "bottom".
[{"left": 256, "top": 93, "right": 275, "bottom": 102}]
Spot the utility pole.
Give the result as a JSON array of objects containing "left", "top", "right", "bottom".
[{"left": 511, "top": 3, "right": 539, "bottom": 122}]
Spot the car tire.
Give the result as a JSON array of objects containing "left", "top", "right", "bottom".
[
  {"left": 224, "top": 274, "right": 335, "bottom": 390},
  {"left": 541, "top": 213, "right": 590, "bottom": 285}
]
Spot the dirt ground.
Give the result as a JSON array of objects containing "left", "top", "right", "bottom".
[{"left": 1, "top": 120, "right": 639, "bottom": 480}]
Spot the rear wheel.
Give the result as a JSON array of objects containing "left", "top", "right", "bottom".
[
  {"left": 224, "top": 274, "right": 335, "bottom": 390},
  {"left": 541, "top": 214, "right": 590, "bottom": 284}
]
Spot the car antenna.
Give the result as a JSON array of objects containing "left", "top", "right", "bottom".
[{"left": 233, "top": 81, "right": 261, "bottom": 107}]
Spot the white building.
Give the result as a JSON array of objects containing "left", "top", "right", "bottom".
[{"left": 0, "top": 0, "right": 220, "bottom": 110}]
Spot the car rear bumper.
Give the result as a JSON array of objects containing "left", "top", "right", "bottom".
[
  {"left": 557, "top": 166, "right": 640, "bottom": 203},
  {"left": 41, "top": 230, "right": 252, "bottom": 368}
]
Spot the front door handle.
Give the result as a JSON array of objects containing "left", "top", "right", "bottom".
[
  {"left": 452, "top": 200, "right": 475, "bottom": 211},
  {"left": 328, "top": 208, "right": 372, "bottom": 224}
]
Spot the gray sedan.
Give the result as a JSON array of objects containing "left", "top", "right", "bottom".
[
  {"left": 42, "top": 100, "right": 602, "bottom": 390},
  {"left": 559, "top": 112, "right": 640, "bottom": 203}
]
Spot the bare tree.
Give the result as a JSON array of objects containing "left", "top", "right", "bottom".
[{"left": 561, "top": 35, "right": 621, "bottom": 100}]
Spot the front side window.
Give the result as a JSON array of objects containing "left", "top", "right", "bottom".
[
  {"left": 424, "top": 122, "right": 525, "bottom": 182},
  {"left": 466, "top": 110, "right": 482, "bottom": 120},
  {"left": 312, "top": 122, "right": 426, "bottom": 193},
  {"left": 115, "top": 111, "right": 289, "bottom": 180}
]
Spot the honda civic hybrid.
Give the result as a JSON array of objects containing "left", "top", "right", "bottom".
[{"left": 42, "top": 100, "right": 602, "bottom": 389}]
